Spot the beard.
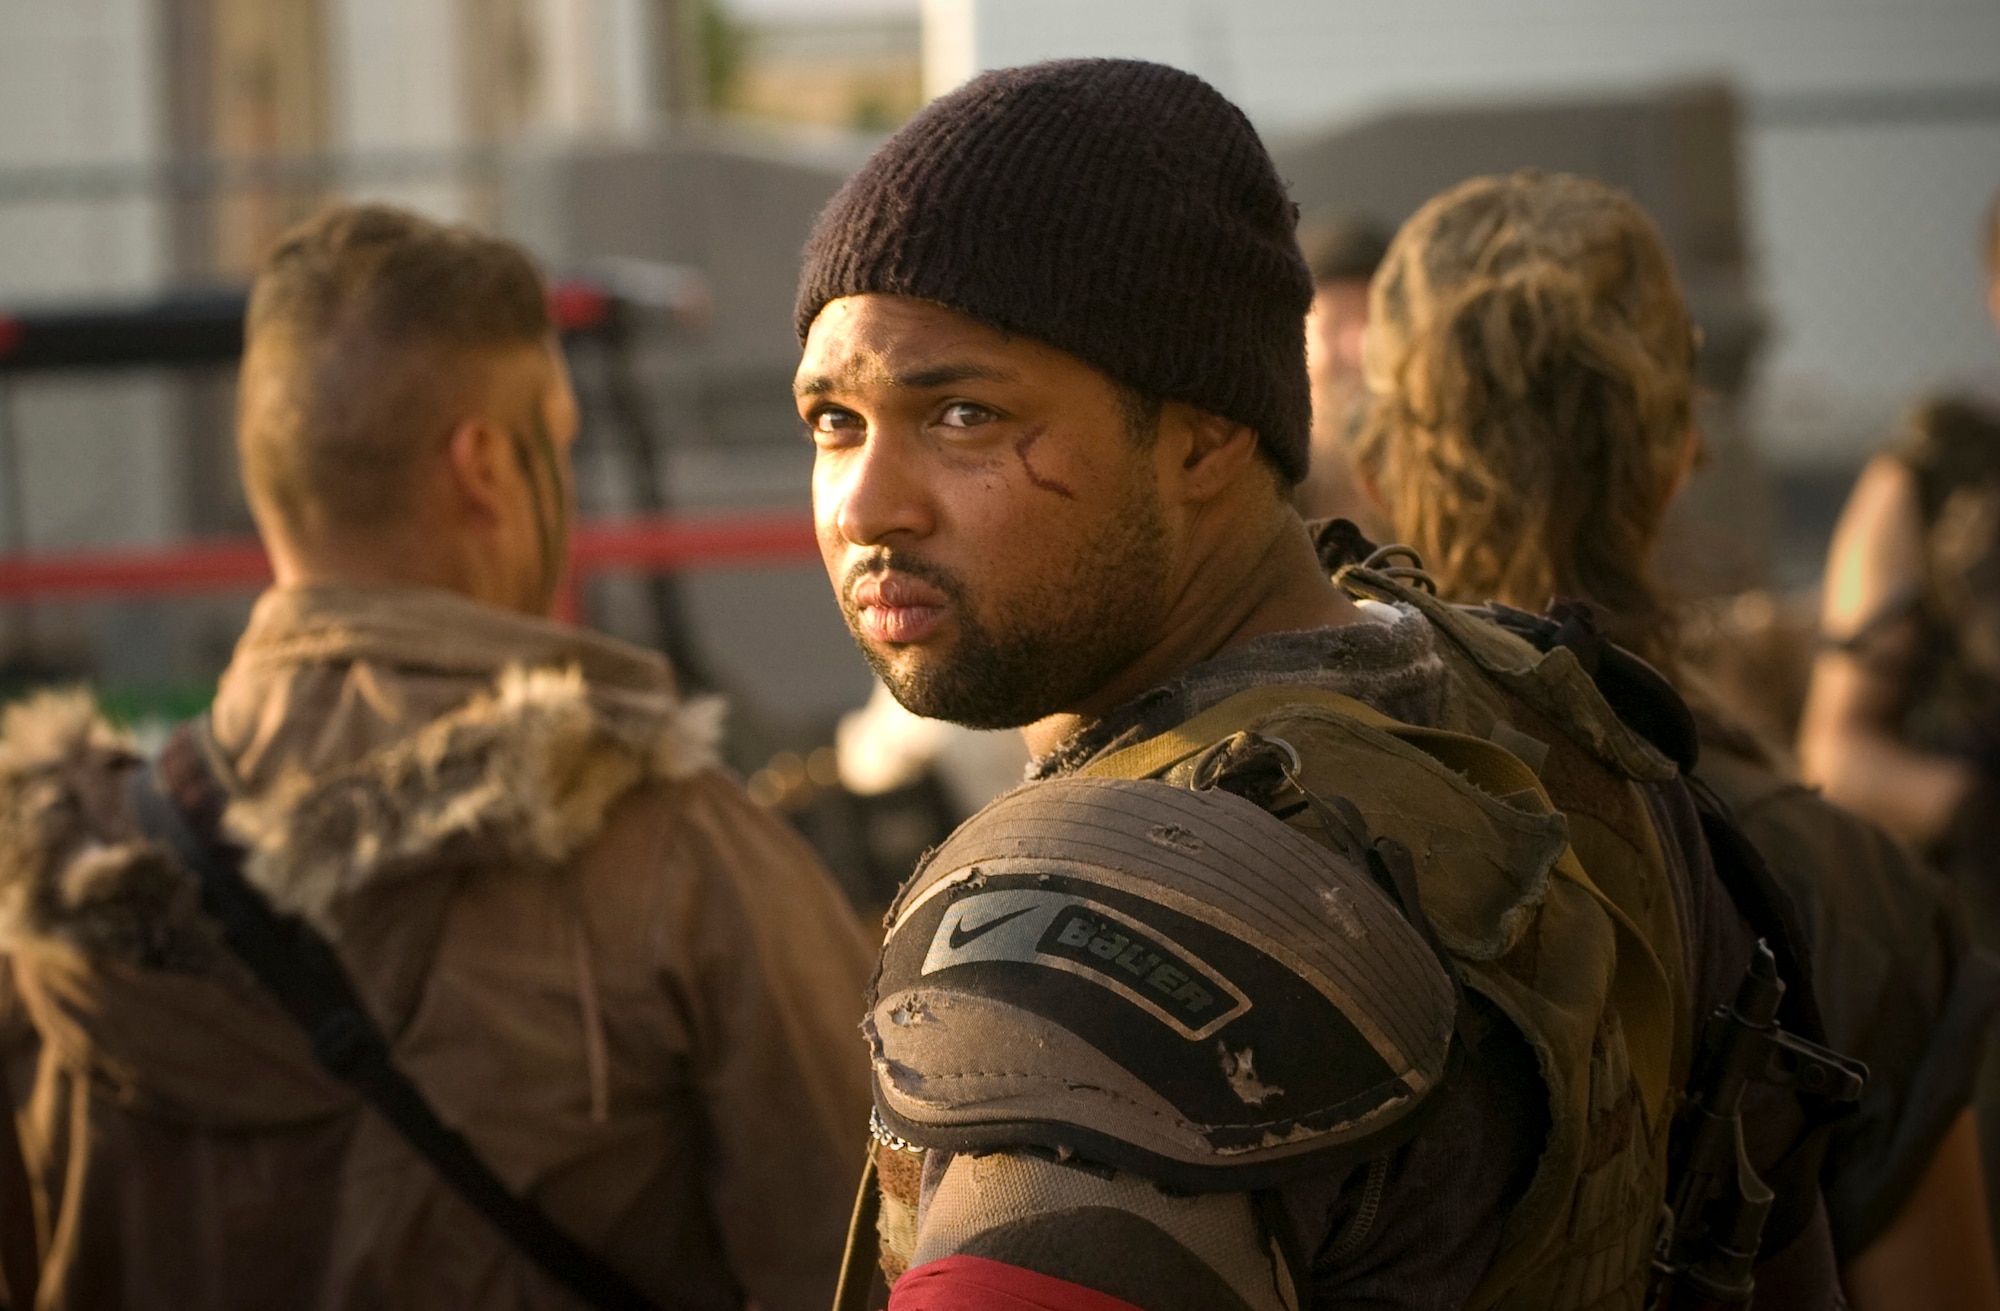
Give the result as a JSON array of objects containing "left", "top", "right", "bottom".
[{"left": 840, "top": 483, "right": 1172, "bottom": 730}]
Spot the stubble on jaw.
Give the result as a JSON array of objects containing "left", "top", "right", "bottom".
[{"left": 840, "top": 479, "right": 1171, "bottom": 730}]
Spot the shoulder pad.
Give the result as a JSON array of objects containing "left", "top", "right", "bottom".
[{"left": 868, "top": 777, "right": 1457, "bottom": 1192}]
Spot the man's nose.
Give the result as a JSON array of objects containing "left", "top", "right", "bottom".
[{"left": 825, "top": 435, "right": 934, "bottom": 548}]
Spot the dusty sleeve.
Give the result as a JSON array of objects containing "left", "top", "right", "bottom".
[{"left": 664, "top": 771, "right": 877, "bottom": 1311}]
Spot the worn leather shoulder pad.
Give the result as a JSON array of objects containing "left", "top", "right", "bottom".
[{"left": 868, "top": 777, "right": 1457, "bottom": 1193}]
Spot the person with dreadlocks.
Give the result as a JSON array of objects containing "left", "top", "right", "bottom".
[{"left": 1351, "top": 168, "right": 2000, "bottom": 1310}]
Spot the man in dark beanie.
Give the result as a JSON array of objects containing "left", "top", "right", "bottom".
[{"left": 798, "top": 59, "right": 1842, "bottom": 1310}]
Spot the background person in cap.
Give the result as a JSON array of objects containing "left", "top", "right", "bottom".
[
  {"left": 795, "top": 58, "right": 1843, "bottom": 1310},
  {"left": 0, "top": 203, "right": 872, "bottom": 1311},
  {"left": 1294, "top": 216, "right": 1391, "bottom": 536}
]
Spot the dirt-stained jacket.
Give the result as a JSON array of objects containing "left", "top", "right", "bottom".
[{"left": 0, "top": 583, "right": 876, "bottom": 1311}]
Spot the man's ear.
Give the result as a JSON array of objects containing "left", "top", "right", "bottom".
[
  {"left": 1168, "top": 403, "right": 1261, "bottom": 501},
  {"left": 443, "top": 418, "right": 512, "bottom": 526}
]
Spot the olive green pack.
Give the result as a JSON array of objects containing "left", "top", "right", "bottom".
[{"left": 1077, "top": 563, "right": 1692, "bottom": 1311}]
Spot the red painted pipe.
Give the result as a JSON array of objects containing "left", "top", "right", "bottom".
[
  {"left": 0, "top": 511, "right": 819, "bottom": 602},
  {"left": 568, "top": 511, "right": 817, "bottom": 571}
]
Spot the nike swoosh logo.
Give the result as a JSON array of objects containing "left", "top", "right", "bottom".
[{"left": 948, "top": 906, "right": 1036, "bottom": 950}]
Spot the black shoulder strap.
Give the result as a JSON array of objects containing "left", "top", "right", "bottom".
[
  {"left": 1481, "top": 600, "right": 1702, "bottom": 774},
  {"left": 0, "top": 1028, "right": 38, "bottom": 1311},
  {"left": 128, "top": 726, "right": 666, "bottom": 1311}
]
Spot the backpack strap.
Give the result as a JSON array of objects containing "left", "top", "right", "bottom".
[
  {"left": 1078, "top": 681, "right": 1532, "bottom": 787},
  {"left": 0, "top": 1034, "right": 37, "bottom": 1311},
  {"left": 1075, "top": 683, "right": 1400, "bottom": 778},
  {"left": 831, "top": 1149, "right": 885, "bottom": 1311},
  {"left": 128, "top": 724, "right": 668, "bottom": 1311}
]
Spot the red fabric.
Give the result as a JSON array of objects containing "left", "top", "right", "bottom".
[{"left": 887, "top": 1256, "right": 1148, "bottom": 1311}]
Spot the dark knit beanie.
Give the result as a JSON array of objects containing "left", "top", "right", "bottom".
[{"left": 794, "top": 58, "right": 1314, "bottom": 484}]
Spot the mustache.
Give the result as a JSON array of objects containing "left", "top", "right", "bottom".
[{"left": 840, "top": 551, "right": 966, "bottom": 611}]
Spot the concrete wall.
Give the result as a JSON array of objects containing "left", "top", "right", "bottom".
[
  {"left": 0, "top": 0, "right": 167, "bottom": 299},
  {"left": 0, "top": 0, "right": 179, "bottom": 550},
  {"left": 930, "top": 0, "right": 2000, "bottom": 464},
  {"left": 930, "top": 0, "right": 2000, "bottom": 124},
  {"left": 0, "top": 3, "right": 203, "bottom": 686}
]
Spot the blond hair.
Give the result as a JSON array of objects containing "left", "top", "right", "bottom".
[
  {"left": 1355, "top": 171, "right": 1695, "bottom": 668},
  {"left": 239, "top": 204, "right": 551, "bottom": 537}
]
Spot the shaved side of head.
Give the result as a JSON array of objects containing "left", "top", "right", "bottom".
[{"left": 238, "top": 204, "right": 552, "bottom": 547}]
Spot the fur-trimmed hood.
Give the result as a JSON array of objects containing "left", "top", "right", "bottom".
[
  {"left": 227, "top": 662, "right": 722, "bottom": 939},
  {"left": 0, "top": 585, "right": 724, "bottom": 1123}
]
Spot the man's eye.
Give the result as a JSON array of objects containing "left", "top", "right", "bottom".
[
  {"left": 938, "top": 402, "right": 997, "bottom": 429},
  {"left": 807, "top": 407, "right": 862, "bottom": 440}
]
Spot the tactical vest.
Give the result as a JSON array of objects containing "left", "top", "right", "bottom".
[
  {"left": 1891, "top": 396, "right": 2000, "bottom": 763},
  {"left": 854, "top": 565, "right": 1697, "bottom": 1311},
  {"left": 1074, "top": 564, "right": 1692, "bottom": 1311}
]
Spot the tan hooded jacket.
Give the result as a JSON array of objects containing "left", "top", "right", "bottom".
[{"left": 0, "top": 585, "right": 875, "bottom": 1311}]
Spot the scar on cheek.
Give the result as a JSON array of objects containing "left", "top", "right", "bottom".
[{"left": 1014, "top": 427, "right": 1077, "bottom": 500}]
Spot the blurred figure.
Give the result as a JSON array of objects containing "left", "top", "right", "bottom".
[
  {"left": 1801, "top": 188, "right": 2000, "bottom": 861},
  {"left": 1355, "top": 169, "right": 2000, "bottom": 1311},
  {"left": 1674, "top": 588, "right": 1819, "bottom": 773},
  {"left": 1294, "top": 216, "right": 1391, "bottom": 535},
  {"left": 1800, "top": 181, "right": 2000, "bottom": 1252},
  {"left": 836, "top": 680, "right": 1031, "bottom": 818},
  {"left": 0, "top": 205, "right": 871, "bottom": 1311}
]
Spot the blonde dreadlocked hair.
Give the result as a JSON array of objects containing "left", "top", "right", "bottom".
[{"left": 1355, "top": 171, "right": 1697, "bottom": 672}]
